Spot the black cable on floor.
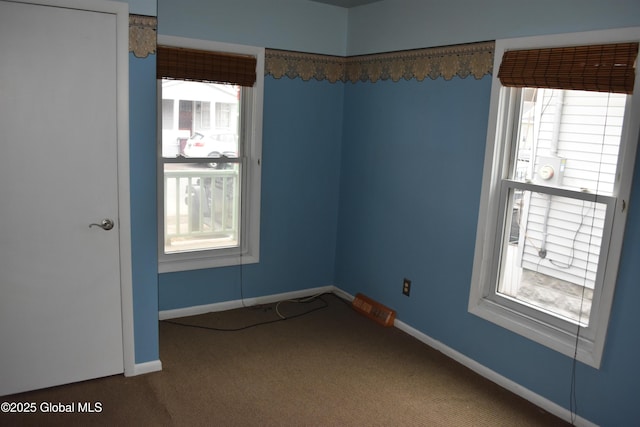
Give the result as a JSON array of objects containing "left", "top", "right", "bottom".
[{"left": 161, "top": 294, "right": 330, "bottom": 332}]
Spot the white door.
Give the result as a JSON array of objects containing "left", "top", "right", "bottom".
[{"left": 0, "top": 0, "right": 127, "bottom": 395}]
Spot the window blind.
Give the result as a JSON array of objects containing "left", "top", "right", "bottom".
[
  {"left": 498, "top": 42, "right": 639, "bottom": 94},
  {"left": 157, "top": 45, "right": 257, "bottom": 87}
]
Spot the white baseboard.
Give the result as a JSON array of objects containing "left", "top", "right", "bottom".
[
  {"left": 158, "top": 285, "right": 336, "bottom": 320},
  {"left": 159, "top": 299, "right": 243, "bottom": 320},
  {"left": 393, "top": 319, "right": 597, "bottom": 427},
  {"left": 331, "top": 287, "right": 355, "bottom": 302},
  {"left": 127, "top": 359, "right": 162, "bottom": 377},
  {"left": 242, "top": 285, "right": 336, "bottom": 306}
]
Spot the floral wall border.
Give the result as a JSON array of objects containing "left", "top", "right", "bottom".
[
  {"left": 127, "top": 17, "right": 493, "bottom": 82},
  {"left": 266, "top": 41, "right": 494, "bottom": 83},
  {"left": 129, "top": 15, "right": 157, "bottom": 58}
]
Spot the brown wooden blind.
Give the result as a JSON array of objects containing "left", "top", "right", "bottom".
[
  {"left": 157, "top": 45, "right": 257, "bottom": 87},
  {"left": 498, "top": 42, "right": 639, "bottom": 94}
]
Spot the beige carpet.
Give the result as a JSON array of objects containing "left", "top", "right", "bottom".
[{"left": 1, "top": 293, "right": 570, "bottom": 426}]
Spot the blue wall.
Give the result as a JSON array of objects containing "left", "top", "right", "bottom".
[
  {"left": 158, "top": 0, "right": 348, "bottom": 56},
  {"left": 129, "top": 52, "right": 159, "bottom": 364},
  {"left": 335, "top": 2, "right": 640, "bottom": 425},
  {"left": 118, "top": 0, "right": 159, "bottom": 366},
  {"left": 126, "top": 0, "right": 154, "bottom": 16},
  {"left": 335, "top": 74, "right": 640, "bottom": 426},
  {"left": 336, "top": 76, "right": 490, "bottom": 325},
  {"left": 346, "top": 0, "right": 640, "bottom": 55},
  {"left": 158, "top": 76, "right": 343, "bottom": 310},
  {"left": 150, "top": 0, "right": 640, "bottom": 424}
]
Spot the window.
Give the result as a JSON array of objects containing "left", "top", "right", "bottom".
[
  {"left": 216, "top": 102, "right": 234, "bottom": 129},
  {"left": 194, "top": 101, "right": 211, "bottom": 130},
  {"left": 157, "top": 36, "right": 264, "bottom": 273},
  {"left": 469, "top": 28, "right": 640, "bottom": 368}
]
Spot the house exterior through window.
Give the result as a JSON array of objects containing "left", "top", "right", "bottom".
[{"left": 469, "top": 28, "right": 640, "bottom": 368}]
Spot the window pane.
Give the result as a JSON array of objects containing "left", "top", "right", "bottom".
[
  {"left": 162, "top": 99, "right": 174, "bottom": 130},
  {"left": 497, "top": 188, "right": 608, "bottom": 325},
  {"left": 512, "top": 88, "right": 626, "bottom": 196},
  {"left": 161, "top": 79, "right": 239, "bottom": 159},
  {"left": 163, "top": 163, "right": 240, "bottom": 254}
]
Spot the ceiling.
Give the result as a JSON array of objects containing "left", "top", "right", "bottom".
[{"left": 309, "top": 0, "right": 382, "bottom": 8}]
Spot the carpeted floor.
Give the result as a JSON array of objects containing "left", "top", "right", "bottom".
[{"left": 0, "top": 293, "right": 571, "bottom": 426}]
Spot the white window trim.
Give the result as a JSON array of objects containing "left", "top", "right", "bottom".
[
  {"left": 468, "top": 27, "right": 640, "bottom": 368},
  {"left": 157, "top": 35, "right": 264, "bottom": 273}
]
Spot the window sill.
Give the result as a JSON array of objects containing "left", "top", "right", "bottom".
[{"left": 158, "top": 252, "right": 258, "bottom": 273}]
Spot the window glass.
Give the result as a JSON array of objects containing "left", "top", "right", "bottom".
[
  {"left": 512, "top": 88, "right": 625, "bottom": 195},
  {"left": 163, "top": 162, "right": 240, "bottom": 254},
  {"left": 498, "top": 188, "right": 608, "bottom": 325},
  {"left": 494, "top": 89, "right": 625, "bottom": 326},
  {"left": 161, "top": 80, "right": 241, "bottom": 254}
]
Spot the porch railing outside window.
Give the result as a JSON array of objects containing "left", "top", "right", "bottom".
[{"left": 163, "top": 168, "right": 239, "bottom": 253}]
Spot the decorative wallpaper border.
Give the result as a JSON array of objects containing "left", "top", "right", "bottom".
[
  {"left": 126, "top": 16, "right": 493, "bottom": 83},
  {"left": 129, "top": 15, "right": 157, "bottom": 58},
  {"left": 266, "top": 50, "right": 347, "bottom": 83},
  {"left": 266, "top": 41, "right": 494, "bottom": 83}
]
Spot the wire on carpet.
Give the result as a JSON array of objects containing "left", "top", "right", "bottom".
[{"left": 162, "top": 293, "right": 332, "bottom": 332}]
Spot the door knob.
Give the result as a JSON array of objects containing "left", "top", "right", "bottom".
[{"left": 89, "top": 218, "right": 114, "bottom": 231}]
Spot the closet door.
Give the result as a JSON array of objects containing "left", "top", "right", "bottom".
[{"left": 0, "top": 0, "right": 126, "bottom": 395}]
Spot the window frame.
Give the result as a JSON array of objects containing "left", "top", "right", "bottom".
[
  {"left": 468, "top": 28, "right": 640, "bottom": 368},
  {"left": 157, "top": 35, "right": 264, "bottom": 273}
]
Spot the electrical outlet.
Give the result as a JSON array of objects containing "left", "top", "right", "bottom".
[{"left": 402, "top": 278, "right": 411, "bottom": 296}]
